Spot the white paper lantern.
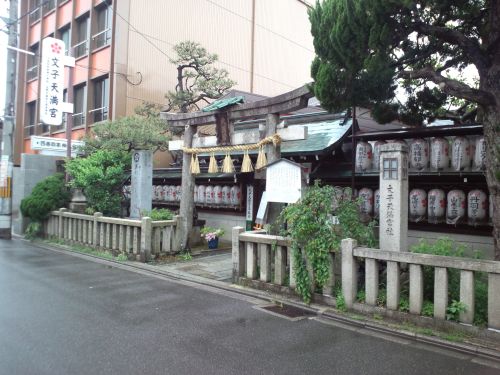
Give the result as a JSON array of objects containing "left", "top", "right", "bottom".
[
  {"left": 214, "top": 185, "right": 223, "bottom": 205},
  {"left": 197, "top": 185, "right": 206, "bottom": 204},
  {"left": 409, "top": 139, "right": 429, "bottom": 170},
  {"left": 355, "top": 141, "right": 372, "bottom": 172},
  {"left": 473, "top": 137, "right": 487, "bottom": 171},
  {"left": 205, "top": 185, "right": 214, "bottom": 204},
  {"left": 230, "top": 185, "right": 241, "bottom": 206},
  {"left": 372, "top": 141, "right": 386, "bottom": 171},
  {"left": 468, "top": 190, "right": 487, "bottom": 225},
  {"left": 358, "top": 188, "right": 374, "bottom": 216},
  {"left": 430, "top": 137, "right": 449, "bottom": 170},
  {"left": 409, "top": 189, "right": 427, "bottom": 222},
  {"left": 374, "top": 189, "right": 380, "bottom": 218},
  {"left": 194, "top": 185, "right": 198, "bottom": 203},
  {"left": 451, "top": 137, "right": 471, "bottom": 171},
  {"left": 446, "top": 190, "right": 466, "bottom": 224},
  {"left": 222, "top": 186, "right": 231, "bottom": 205},
  {"left": 427, "top": 189, "right": 446, "bottom": 224}
]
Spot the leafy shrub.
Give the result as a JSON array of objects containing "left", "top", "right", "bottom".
[
  {"left": 24, "top": 222, "right": 42, "bottom": 240},
  {"left": 65, "top": 150, "right": 130, "bottom": 216},
  {"left": 279, "top": 181, "right": 377, "bottom": 304},
  {"left": 446, "top": 300, "right": 467, "bottom": 321},
  {"left": 422, "top": 301, "right": 434, "bottom": 317},
  {"left": 142, "top": 208, "right": 174, "bottom": 221},
  {"left": 20, "top": 173, "right": 70, "bottom": 222},
  {"left": 411, "top": 238, "right": 488, "bottom": 325}
]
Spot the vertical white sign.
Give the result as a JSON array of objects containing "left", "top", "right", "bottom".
[
  {"left": 40, "top": 37, "right": 65, "bottom": 126},
  {"left": 246, "top": 185, "right": 254, "bottom": 221}
]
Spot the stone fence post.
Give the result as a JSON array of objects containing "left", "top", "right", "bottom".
[
  {"left": 58, "top": 208, "right": 67, "bottom": 239},
  {"left": 341, "top": 238, "right": 358, "bottom": 309},
  {"left": 232, "top": 227, "right": 244, "bottom": 282},
  {"left": 140, "top": 216, "right": 152, "bottom": 262},
  {"left": 93, "top": 212, "right": 102, "bottom": 246}
]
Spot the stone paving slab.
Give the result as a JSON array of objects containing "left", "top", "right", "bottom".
[{"left": 154, "top": 253, "right": 233, "bottom": 282}]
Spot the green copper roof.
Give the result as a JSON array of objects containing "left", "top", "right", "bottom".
[
  {"left": 199, "top": 118, "right": 351, "bottom": 157},
  {"left": 281, "top": 118, "right": 351, "bottom": 155},
  {"left": 202, "top": 96, "right": 244, "bottom": 112}
]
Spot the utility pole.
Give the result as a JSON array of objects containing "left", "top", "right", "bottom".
[{"left": 0, "top": 0, "right": 18, "bottom": 239}]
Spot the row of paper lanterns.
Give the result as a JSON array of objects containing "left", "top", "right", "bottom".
[
  {"left": 122, "top": 185, "right": 242, "bottom": 206},
  {"left": 356, "top": 136, "right": 486, "bottom": 172},
  {"left": 355, "top": 187, "right": 493, "bottom": 226}
]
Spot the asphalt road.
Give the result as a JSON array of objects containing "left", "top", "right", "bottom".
[{"left": 0, "top": 239, "right": 498, "bottom": 375}]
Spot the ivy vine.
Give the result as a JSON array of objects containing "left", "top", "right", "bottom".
[{"left": 279, "top": 181, "right": 377, "bottom": 304}]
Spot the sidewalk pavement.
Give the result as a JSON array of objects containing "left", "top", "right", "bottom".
[{"left": 153, "top": 252, "right": 233, "bottom": 282}]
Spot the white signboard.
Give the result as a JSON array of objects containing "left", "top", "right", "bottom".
[
  {"left": 255, "top": 191, "right": 268, "bottom": 225},
  {"left": 40, "top": 37, "right": 66, "bottom": 125},
  {"left": 246, "top": 185, "right": 254, "bottom": 221},
  {"left": 266, "top": 159, "right": 303, "bottom": 203},
  {"left": 31, "top": 136, "right": 84, "bottom": 156}
]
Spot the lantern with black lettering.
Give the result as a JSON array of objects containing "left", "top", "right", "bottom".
[
  {"left": 427, "top": 189, "right": 446, "bottom": 224},
  {"left": 409, "top": 189, "right": 427, "bottom": 222},
  {"left": 446, "top": 190, "right": 466, "bottom": 224},
  {"left": 467, "top": 190, "right": 487, "bottom": 226}
]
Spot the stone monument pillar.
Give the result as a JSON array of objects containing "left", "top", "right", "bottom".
[
  {"left": 379, "top": 143, "right": 409, "bottom": 252},
  {"left": 379, "top": 143, "right": 409, "bottom": 311},
  {"left": 130, "top": 150, "right": 153, "bottom": 218}
]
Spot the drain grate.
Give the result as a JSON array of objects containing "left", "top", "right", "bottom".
[{"left": 254, "top": 304, "right": 314, "bottom": 321}]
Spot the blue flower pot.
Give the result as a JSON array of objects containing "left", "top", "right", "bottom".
[{"left": 208, "top": 237, "right": 219, "bottom": 249}]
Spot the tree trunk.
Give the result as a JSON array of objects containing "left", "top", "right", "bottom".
[
  {"left": 177, "top": 125, "right": 195, "bottom": 251},
  {"left": 482, "top": 105, "right": 500, "bottom": 260},
  {"left": 265, "top": 113, "right": 282, "bottom": 233}
]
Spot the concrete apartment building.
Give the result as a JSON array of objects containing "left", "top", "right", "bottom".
[{"left": 14, "top": 0, "right": 315, "bottom": 166}]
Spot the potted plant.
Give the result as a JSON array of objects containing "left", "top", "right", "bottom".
[{"left": 200, "top": 227, "right": 225, "bottom": 249}]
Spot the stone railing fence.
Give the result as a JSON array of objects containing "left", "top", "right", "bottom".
[
  {"left": 231, "top": 227, "right": 336, "bottom": 292},
  {"left": 45, "top": 208, "right": 180, "bottom": 261},
  {"left": 232, "top": 227, "right": 500, "bottom": 331},
  {"left": 341, "top": 238, "right": 500, "bottom": 331}
]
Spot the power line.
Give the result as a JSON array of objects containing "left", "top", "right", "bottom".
[
  {"left": 127, "top": 29, "right": 296, "bottom": 89},
  {"left": 0, "top": 0, "right": 54, "bottom": 34},
  {"left": 203, "top": 0, "right": 315, "bottom": 54},
  {"left": 102, "top": 0, "right": 297, "bottom": 89}
]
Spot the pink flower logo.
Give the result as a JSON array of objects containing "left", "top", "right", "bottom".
[{"left": 51, "top": 43, "right": 62, "bottom": 54}]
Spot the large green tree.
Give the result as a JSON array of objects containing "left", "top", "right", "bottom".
[{"left": 309, "top": 0, "right": 500, "bottom": 259}]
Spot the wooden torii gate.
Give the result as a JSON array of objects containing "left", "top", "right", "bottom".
[{"left": 162, "top": 84, "right": 313, "bottom": 251}]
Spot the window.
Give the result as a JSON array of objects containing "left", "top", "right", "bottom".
[
  {"left": 74, "top": 16, "right": 89, "bottom": 58},
  {"left": 73, "top": 84, "right": 86, "bottom": 126},
  {"left": 25, "top": 102, "right": 37, "bottom": 137},
  {"left": 43, "top": 0, "right": 56, "bottom": 13},
  {"left": 26, "top": 44, "right": 39, "bottom": 80},
  {"left": 29, "top": 0, "right": 41, "bottom": 23},
  {"left": 383, "top": 158, "right": 398, "bottom": 180},
  {"left": 59, "top": 26, "right": 71, "bottom": 56},
  {"left": 93, "top": 6, "right": 112, "bottom": 49},
  {"left": 91, "top": 77, "right": 109, "bottom": 122}
]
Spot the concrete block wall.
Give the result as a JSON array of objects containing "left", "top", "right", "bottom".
[
  {"left": 12, "top": 154, "right": 60, "bottom": 235},
  {"left": 198, "top": 212, "right": 246, "bottom": 241}
]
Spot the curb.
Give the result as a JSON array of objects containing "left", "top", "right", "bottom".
[{"left": 31, "top": 240, "right": 500, "bottom": 365}]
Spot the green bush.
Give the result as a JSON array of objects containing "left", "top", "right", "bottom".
[
  {"left": 141, "top": 208, "right": 174, "bottom": 221},
  {"left": 411, "top": 238, "right": 488, "bottom": 325},
  {"left": 279, "top": 181, "right": 377, "bottom": 304},
  {"left": 20, "top": 173, "right": 70, "bottom": 222},
  {"left": 65, "top": 150, "right": 130, "bottom": 216}
]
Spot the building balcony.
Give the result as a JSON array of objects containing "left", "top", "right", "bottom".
[
  {"left": 89, "top": 106, "right": 108, "bottom": 123},
  {"left": 74, "top": 40, "right": 89, "bottom": 59},
  {"left": 73, "top": 112, "right": 86, "bottom": 127},
  {"left": 92, "top": 28, "right": 111, "bottom": 50},
  {"left": 26, "top": 65, "right": 38, "bottom": 81}
]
